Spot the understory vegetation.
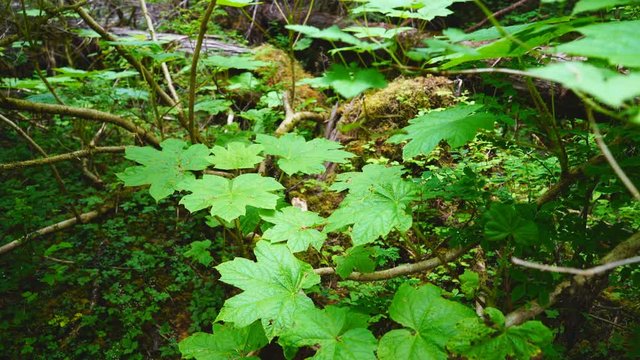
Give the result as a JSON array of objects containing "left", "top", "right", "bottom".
[{"left": 1, "top": 0, "right": 639, "bottom": 359}]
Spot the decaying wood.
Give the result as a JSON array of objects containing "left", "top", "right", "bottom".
[{"left": 109, "top": 27, "right": 248, "bottom": 55}]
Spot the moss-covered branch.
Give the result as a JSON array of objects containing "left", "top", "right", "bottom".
[
  {"left": 0, "top": 97, "right": 160, "bottom": 146},
  {"left": 0, "top": 146, "right": 125, "bottom": 171}
]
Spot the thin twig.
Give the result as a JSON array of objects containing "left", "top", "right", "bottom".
[
  {"left": 466, "top": 0, "right": 532, "bottom": 32},
  {"left": 0, "top": 146, "right": 125, "bottom": 171},
  {"left": 512, "top": 256, "right": 640, "bottom": 276},
  {"left": 0, "top": 113, "right": 82, "bottom": 221},
  {"left": 587, "top": 107, "right": 640, "bottom": 201}
]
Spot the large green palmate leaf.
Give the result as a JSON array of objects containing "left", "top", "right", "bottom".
[
  {"left": 208, "top": 142, "right": 264, "bottom": 170},
  {"left": 526, "top": 62, "right": 640, "bottom": 107},
  {"left": 447, "top": 308, "right": 553, "bottom": 360},
  {"left": 261, "top": 206, "right": 327, "bottom": 253},
  {"left": 388, "top": 104, "right": 495, "bottom": 160},
  {"left": 572, "top": 0, "right": 640, "bottom": 14},
  {"left": 330, "top": 164, "right": 406, "bottom": 194},
  {"left": 178, "top": 321, "right": 268, "bottom": 360},
  {"left": 484, "top": 203, "right": 539, "bottom": 245},
  {"left": 179, "top": 174, "right": 283, "bottom": 222},
  {"left": 435, "top": 18, "right": 579, "bottom": 68},
  {"left": 378, "top": 284, "right": 476, "bottom": 360},
  {"left": 333, "top": 245, "right": 376, "bottom": 279},
  {"left": 326, "top": 165, "right": 417, "bottom": 246},
  {"left": 302, "top": 64, "right": 388, "bottom": 98},
  {"left": 117, "top": 139, "right": 211, "bottom": 201},
  {"left": 215, "top": 241, "right": 321, "bottom": 340},
  {"left": 256, "top": 133, "right": 354, "bottom": 175},
  {"left": 555, "top": 21, "right": 640, "bottom": 68},
  {"left": 351, "top": 0, "right": 468, "bottom": 21},
  {"left": 279, "top": 306, "right": 377, "bottom": 360}
]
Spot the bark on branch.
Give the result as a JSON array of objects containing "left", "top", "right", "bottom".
[
  {"left": 0, "top": 204, "right": 114, "bottom": 255},
  {"left": 0, "top": 97, "right": 159, "bottom": 146},
  {"left": 0, "top": 146, "right": 125, "bottom": 171},
  {"left": 275, "top": 91, "right": 326, "bottom": 135},
  {"left": 314, "top": 247, "right": 467, "bottom": 281},
  {"left": 505, "top": 231, "right": 640, "bottom": 327}
]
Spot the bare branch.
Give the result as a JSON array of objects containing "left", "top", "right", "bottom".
[
  {"left": 0, "top": 146, "right": 125, "bottom": 171},
  {"left": 512, "top": 256, "right": 640, "bottom": 276},
  {"left": 0, "top": 97, "right": 160, "bottom": 146},
  {"left": 588, "top": 108, "right": 640, "bottom": 201},
  {"left": 314, "top": 247, "right": 467, "bottom": 281},
  {"left": 505, "top": 231, "right": 640, "bottom": 327},
  {"left": 0, "top": 204, "right": 114, "bottom": 255},
  {"left": 275, "top": 91, "right": 325, "bottom": 135}
]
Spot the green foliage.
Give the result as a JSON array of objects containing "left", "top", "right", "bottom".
[
  {"left": 378, "top": 284, "right": 476, "bottom": 360},
  {"left": 184, "top": 240, "right": 214, "bottom": 266},
  {"left": 388, "top": 104, "right": 495, "bottom": 159},
  {"left": 526, "top": 62, "right": 640, "bottom": 107},
  {"left": 572, "top": 0, "right": 640, "bottom": 14},
  {"left": 178, "top": 322, "right": 267, "bottom": 360},
  {"left": 215, "top": 241, "right": 320, "bottom": 339},
  {"left": 257, "top": 133, "right": 355, "bottom": 175},
  {"left": 333, "top": 246, "right": 377, "bottom": 278},
  {"left": 117, "top": 139, "right": 211, "bottom": 201},
  {"left": 484, "top": 203, "right": 539, "bottom": 245},
  {"left": 279, "top": 306, "right": 377, "bottom": 360},
  {"left": 351, "top": 0, "right": 468, "bottom": 21},
  {"left": 448, "top": 308, "right": 553, "bottom": 359},
  {"left": 327, "top": 165, "right": 417, "bottom": 246},
  {"left": 179, "top": 174, "right": 283, "bottom": 222},
  {"left": 459, "top": 270, "right": 480, "bottom": 299},
  {"left": 261, "top": 206, "right": 327, "bottom": 252},
  {"left": 302, "top": 64, "right": 388, "bottom": 98},
  {"left": 554, "top": 21, "right": 640, "bottom": 68},
  {"left": 3, "top": 0, "right": 640, "bottom": 358},
  {"left": 208, "top": 142, "right": 264, "bottom": 170}
]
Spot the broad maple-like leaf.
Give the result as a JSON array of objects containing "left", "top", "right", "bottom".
[
  {"left": 178, "top": 321, "right": 267, "bottom": 360},
  {"left": 330, "top": 164, "right": 405, "bottom": 194},
  {"left": 378, "top": 284, "right": 476, "bottom": 360},
  {"left": 117, "top": 139, "right": 211, "bottom": 201},
  {"left": 388, "top": 104, "right": 495, "bottom": 160},
  {"left": 572, "top": 0, "right": 640, "bottom": 14},
  {"left": 303, "top": 64, "right": 387, "bottom": 98},
  {"left": 215, "top": 241, "right": 320, "bottom": 339},
  {"left": 279, "top": 306, "right": 377, "bottom": 360},
  {"left": 261, "top": 206, "right": 327, "bottom": 252},
  {"left": 256, "top": 133, "right": 354, "bottom": 175},
  {"left": 526, "top": 62, "right": 640, "bottom": 107},
  {"left": 555, "top": 21, "right": 640, "bottom": 68},
  {"left": 447, "top": 308, "right": 553, "bottom": 360},
  {"left": 179, "top": 174, "right": 283, "bottom": 222},
  {"left": 327, "top": 165, "right": 417, "bottom": 246},
  {"left": 208, "top": 142, "right": 264, "bottom": 170},
  {"left": 333, "top": 245, "right": 376, "bottom": 279},
  {"left": 184, "top": 240, "right": 213, "bottom": 266},
  {"left": 484, "top": 203, "right": 539, "bottom": 245}
]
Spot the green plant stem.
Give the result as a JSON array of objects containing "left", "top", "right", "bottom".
[
  {"left": 399, "top": 231, "right": 422, "bottom": 259},
  {"left": 187, "top": 0, "right": 217, "bottom": 144}
]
